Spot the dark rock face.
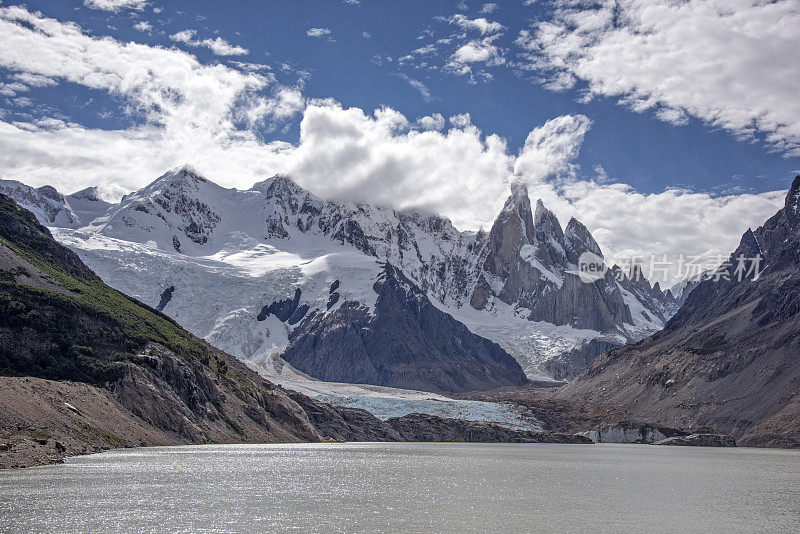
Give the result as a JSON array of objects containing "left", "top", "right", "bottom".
[
  {"left": 385, "top": 413, "right": 592, "bottom": 444},
  {"left": 157, "top": 286, "right": 175, "bottom": 312},
  {"left": 258, "top": 288, "right": 302, "bottom": 322},
  {"left": 560, "top": 176, "right": 800, "bottom": 448},
  {"left": 654, "top": 433, "right": 736, "bottom": 447},
  {"left": 544, "top": 338, "right": 620, "bottom": 381},
  {"left": 281, "top": 263, "right": 528, "bottom": 393}
]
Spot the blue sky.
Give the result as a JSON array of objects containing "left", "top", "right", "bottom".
[
  {"left": 4, "top": 0, "right": 798, "bottom": 194},
  {"left": 1, "top": 0, "right": 799, "bottom": 281}
]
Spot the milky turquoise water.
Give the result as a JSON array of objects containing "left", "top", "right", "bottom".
[{"left": 1, "top": 442, "right": 798, "bottom": 533}]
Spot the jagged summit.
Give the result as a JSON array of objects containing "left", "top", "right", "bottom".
[
  {"left": 151, "top": 165, "right": 209, "bottom": 189},
  {"left": 251, "top": 174, "right": 304, "bottom": 194},
  {"left": 562, "top": 174, "right": 800, "bottom": 448},
  {"left": 565, "top": 217, "right": 602, "bottom": 258},
  {"left": 786, "top": 174, "right": 800, "bottom": 216},
  {"left": 69, "top": 186, "right": 102, "bottom": 201}
]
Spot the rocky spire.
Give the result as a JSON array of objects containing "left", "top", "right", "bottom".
[
  {"left": 564, "top": 216, "right": 602, "bottom": 262},
  {"left": 499, "top": 181, "right": 535, "bottom": 240},
  {"left": 786, "top": 174, "right": 800, "bottom": 219},
  {"left": 533, "top": 199, "right": 564, "bottom": 242},
  {"left": 482, "top": 183, "right": 536, "bottom": 279}
]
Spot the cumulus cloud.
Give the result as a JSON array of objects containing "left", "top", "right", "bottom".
[
  {"left": 448, "top": 14, "right": 504, "bottom": 35},
  {"left": 133, "top": 20, "right": 152, "bottom": 32},
  {"left": 169, "top": 29, "right": 248, "bottom": 56},
  {"left": 416, "top": 113, "right": 446, "bottom": 131},
  {"left": 84, "top": 0, "right": 147, "bottom": 11},
  {"left": 447, "top": 36, "right": 504, "bottom": 74},
  {"left": 283, "top": 102, "right": 514, "bottom": 229},
  {"left": 516, "top": 0, "right": 800, "bottom": 156},
  {"left": 514, "top": 115, "right": 591, "bottom": 182},
  {"left": 480, "top": 3, "right": 499, "bottom": 14},
  {"left": 306, "top": 27, "right": 331, "bottom": 38},
  {"left": 438, "top": 14, "right": 505, "bottom": 78}
]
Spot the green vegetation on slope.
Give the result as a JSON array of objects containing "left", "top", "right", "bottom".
[{"left": 0, "top": 193, "right": 209, "bottom": 384}]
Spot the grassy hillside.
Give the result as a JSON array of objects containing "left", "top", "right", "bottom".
[{"left": 0, "top": 192, "right": 211, "bottom": 384}]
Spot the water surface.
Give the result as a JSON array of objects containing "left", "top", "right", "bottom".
[{"left": 1, "top": 443, "right": 798, "bottom": 533}]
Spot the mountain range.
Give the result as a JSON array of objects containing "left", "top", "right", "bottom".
[
  {"left": 0, "top": 192, "right": 592, "bottom": 467},
  {"left": 0, "top": 167, "right": 682, "bottom": 394}
]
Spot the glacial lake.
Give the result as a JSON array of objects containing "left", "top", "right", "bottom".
[{"left": 1, "top": 443, "right": 799, "bottom": 533}]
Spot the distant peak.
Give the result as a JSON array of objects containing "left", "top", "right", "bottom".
[
  {"left": 148, "top": 165, "right": 208, "bottom": 190},
  {"left": 502, "top": 181, "right": 531, "bottom": 212},
  {"left": 174, "top": 165, "right": 207, "bottom": 182},
  {"left": 36, "top": 184, "right": 64, "bottom": 201},
  {"left": 565, "top": 216, "right": 602, "bottom": 257},
  {"left": 509, "top": 180, "right": 528, "bottom": 198},
  {"left": 786, "top": 174, "right": 800, "bottom": 215},
  {"left": 69, "top": 186, "right": 101, "bottom": 201},
  {"left": 565, "top": 217, "right": 583, "bottom": 230},
  {"left": 533, "top": 198, "right": 555, "bottom": 227},
  {"left": 250, "top": 174, "right": 306, "bottom": 196}
]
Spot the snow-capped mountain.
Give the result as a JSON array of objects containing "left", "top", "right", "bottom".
[{"left": 2, "top": 166, "right": 677, "bottom": 386}]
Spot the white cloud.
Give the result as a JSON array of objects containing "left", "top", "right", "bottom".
[
  {"left": 517, "top": 0, "right": 800, "bottom": 156},
  {"left": 10, "top": 72, "right": 57, "bottom": 87},
  {"left": 429, "top": 14, "right": 505, "bottom": 79},
  {"left": 361, "top": 31, "right": 371, "bottom": 39},
  {"left": 448, "top": 14, "right": 504, "bottom": 35},
  {"left": 133, "top": 20, "right": 152, "bottom": 32},
  {"left": 84, "top": 0, "right": 147, "bottom": 11},
  {"left": 169, "top": 29, "right": 248, "bottom": 56},
  {"left": 446, "top": 35, "right": 504, "bottom": 75},
  {"left": 283, "top": 102, "right": 514, "bottom": 229},
  {"left": 514, "top": 115, "right": 591, "bottom": 182},
  {"left": 306, "top": 27, "right": 331, "bottom": 38},
  {"left": 480, "top": 3, "right": 499, "bottom": 14},
  {"left": 396, "top": 74, "right": 432, "bottom": 102},
  {"left": 416, "top": 113, "right": 446, "bottom": 131},
  {"left": 449, "top": 113, "right": 472, "bottom": 128},
  {"left": 0, "top": 81, "right": 28, "bottom": 96},
  {"left": 200, "top": 37, "right": 249, "bottom": 56}
]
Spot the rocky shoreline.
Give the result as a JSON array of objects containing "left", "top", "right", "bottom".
[{"left": 0, "top": 375, "right": 591, "bottom": 470}]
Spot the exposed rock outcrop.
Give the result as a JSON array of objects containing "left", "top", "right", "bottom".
[
  {"left": 385, "top": 413, "right": 593, "bottom": 444},
  {"left": 653, "top": 433, "right": 736, "bottom": 447},
  {"left": 281, "top": 263, "right": 528, "bottom": 393},
  {"left": 578, "top": 421, "right": 691, "bottom": 444}
]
